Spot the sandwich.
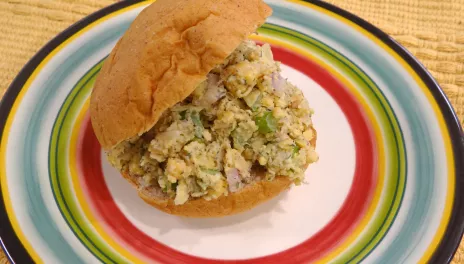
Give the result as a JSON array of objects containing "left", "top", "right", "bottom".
[{"left": 90, "top": 0, "right": 318, "bottom": 217}]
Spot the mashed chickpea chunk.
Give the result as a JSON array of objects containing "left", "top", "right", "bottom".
[{"left": 107, "top": 40, "right": 318, "bottom": 205}]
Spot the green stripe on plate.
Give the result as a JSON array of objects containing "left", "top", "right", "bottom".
[
  {"left": 259, "top": 24, "right": 406, "bottom": 263},
  {"left": 49, "top": 23, "right": 406, "bottom": 263},
  {"left": 50, "top": 59, "right": 125, "bottom": 264}
]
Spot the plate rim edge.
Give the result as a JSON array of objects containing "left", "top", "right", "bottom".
[{"left": 0, "top": 0, "right": 462, "bottom": 263}]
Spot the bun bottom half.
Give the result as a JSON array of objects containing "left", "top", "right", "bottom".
[
  {"left": 119, "top": 129, "right": 316, "bottom": 218},
  {"left": 122, "top": 171, "right": 292, "bottom": 218}
]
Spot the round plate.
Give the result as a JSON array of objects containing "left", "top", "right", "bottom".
[{"left": 1, "top": 0, "right": 463, "bottom": 263}]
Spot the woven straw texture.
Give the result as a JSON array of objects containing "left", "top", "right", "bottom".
[{"left": 0, "top": 0, "right": 462, "bottom": 263}]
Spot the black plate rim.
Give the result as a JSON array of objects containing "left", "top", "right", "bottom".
[
  {"left": 306, "top": 1, "right": 464, "bottom": 263},
  {"left": 0, "top": 0, "right": 462, "bottom": 263}
]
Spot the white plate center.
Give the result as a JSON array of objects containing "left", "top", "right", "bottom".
[{"left": 101, "top": 64, "right": 356, "bottom": 259}]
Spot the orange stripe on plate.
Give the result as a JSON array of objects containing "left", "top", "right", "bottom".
[
  {"left": 257, "top": 35, "right": 385, "bottom": 263},
  {"left": 287, "top": 1, "right": 455, "bottom": 262},
  {"left": 69, "top": 100, "right": 147, "bottom": 263},
  {"left": 0, "top": 1, "right": 151, "bottom": 262}
]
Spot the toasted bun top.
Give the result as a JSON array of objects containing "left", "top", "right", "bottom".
[{"left": 90, "top": 0, "right": 272, "bottom": 149}]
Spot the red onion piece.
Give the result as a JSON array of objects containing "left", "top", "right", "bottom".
[
  {"left": 226, "top": 168, "right": 241, "bottom": 193},
  {"left": 195, "top": 74, "right": 225, "bottom": 106},
  {"left": 271, "top": 72, "right": 286, "bottom": 94}
]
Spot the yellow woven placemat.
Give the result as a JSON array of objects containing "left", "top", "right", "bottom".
[{"left": 0, "top": 0, "right": 462, "bottom": 263}]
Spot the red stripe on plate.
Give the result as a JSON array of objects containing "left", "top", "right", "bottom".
[{"left": 79, "top": 45, "right": 377, "bottom": 263}]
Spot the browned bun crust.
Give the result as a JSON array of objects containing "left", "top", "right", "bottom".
[
  {"left": 122, "top": 130, "right": 317, "bottom": 218},
  {"left": 127, "top": 172, "right": 292, "bottom": 218},
  {"left": 90, "top": 0, "right": 272, "bottom": 149}
]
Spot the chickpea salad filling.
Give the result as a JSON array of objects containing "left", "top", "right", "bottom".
[{"left": 107, "top": 40, "right": 318, "bottom": 205}]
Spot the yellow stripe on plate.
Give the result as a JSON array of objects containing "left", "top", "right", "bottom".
[
  {"left": 252, "top": 35, "right": 387, "bottom": 263},
  {"left": 69, "top": 100, "right": 147, "bottom": 263},
  {"left": 287, "top": 1, "right": 455, "bottom": 262},
  {"left": 0, "top": 1, "right": 152, "bottom": 262}
]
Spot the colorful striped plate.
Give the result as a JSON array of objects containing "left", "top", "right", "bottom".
[{"left": 1, "top": 1, "right": 463, "bottom": 263}]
